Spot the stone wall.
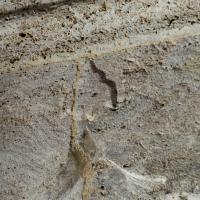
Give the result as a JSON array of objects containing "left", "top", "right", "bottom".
[{"left": 1, "top": 1, "right": 200, "bottom": 199}]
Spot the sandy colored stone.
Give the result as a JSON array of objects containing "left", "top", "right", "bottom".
[{"left": 0, "top": 0, "right": 200, "bottom": 199}]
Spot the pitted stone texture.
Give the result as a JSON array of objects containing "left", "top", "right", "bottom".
[{"left": 0, "top": 0, "right": 200, "bottom": 200}]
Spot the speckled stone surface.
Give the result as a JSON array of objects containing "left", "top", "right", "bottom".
[{"left": 0, "top": 1, "right": 200, "bottom": 199}]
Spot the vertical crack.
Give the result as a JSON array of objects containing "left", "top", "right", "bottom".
[
  {"left": 70, "top": 63, "right": 95, "bottom": 200},
  {"left": 90, "top": 60, "right": 118, "bottom": 108}
]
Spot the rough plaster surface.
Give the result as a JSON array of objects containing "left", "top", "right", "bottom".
[{"left": 0, "top": 0, "right": 200, "bottom": 199}]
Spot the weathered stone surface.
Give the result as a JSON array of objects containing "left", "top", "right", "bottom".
[{"left": 0, "top": 0, "right": 200, "bottom": 200}]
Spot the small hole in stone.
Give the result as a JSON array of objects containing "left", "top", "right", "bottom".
[
  {"left": 123, "top": 164, "right": 130, "bottom": 168},
  {"left": 91, "top": 92, "right": 97, "bottom": 97},
  {"left": 19, "top": 33, "right": 26, "bottom": 37},
  {"left": 100, "top": 185, "right": 104, "bottom": 190},
  {"left": 120, "top": 125, "right": 126, "bottom": 129}
]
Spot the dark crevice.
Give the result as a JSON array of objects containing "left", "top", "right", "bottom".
[{"left": 90, "top": 60, "right": 118, "bottom": 108}]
